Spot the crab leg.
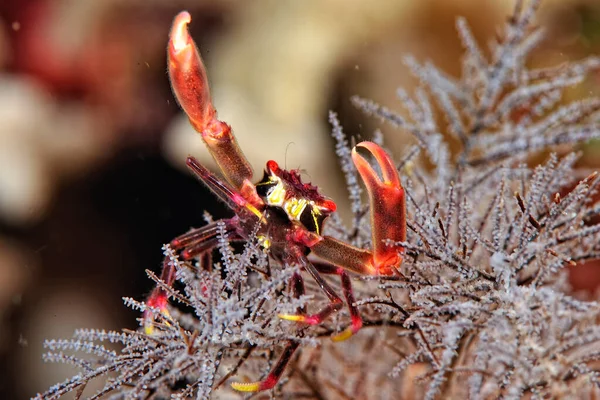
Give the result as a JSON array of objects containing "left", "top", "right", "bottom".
[
  {"left": 232, "top": 273, "right": 306, "bottom": 392},
  {"left": 144, "top": 257, "right": 176, "bottom": 334},
  {"left": 144, "top": 154, "right": 262, "bottom": 333},
  {"left": 232, "top": 340, "right": 300, "bottom": 392},
  {"left": 277, "top": 249, "right": 367, "bottom": 341},
  {"left": 233, "top": 260, "right": 351, "bottom": 392},
  {"left": 168, "top": 12, "right": 253, "bottom": 189},
  {"left": 170, "top": 218, "right": 241, "bottom": 260},
  {"left": 185, "top": 156, "right": 263, "bottom": 222},
  {"left": 313, "top": 262, "right": 363, "bottom": 341},
  {"left": 239, "top": 258, "right": 364, "bottom": 392},
  {"left": 144, "top": 220, "right": 239, "bottom": 334},
  {"left": 277, "top": 258, "right": 363, "bottom": 342},
  {"left": 279, "top": 250, "right": 344, "bottom": 322}
]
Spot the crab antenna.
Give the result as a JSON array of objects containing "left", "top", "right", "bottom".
[{"left": 168, "top": 11, "right": 254, "bottom": 189}]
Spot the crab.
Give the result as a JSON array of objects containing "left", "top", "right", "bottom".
[{"left": 145, "top": 11, "right": 407, "bottom": 393}]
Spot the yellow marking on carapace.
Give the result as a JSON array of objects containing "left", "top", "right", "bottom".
[
  {"left": 311, "top": 206, "right": 322, "bottom": 235},
  {"left": 255, "top": 177, "right": 275, "bottom": 187},
  {"left": 284, "top": 198, "right": 308, "bottom": 221},
  {"left": 231, "top": 381, "right": 261, "bottom": 392},
  {"left": 266, "top": 179, "right": 286, "bottom": 206}
]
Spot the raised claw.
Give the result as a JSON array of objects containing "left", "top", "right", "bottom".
[
  {"left": 351, "top": 141, "right": 406, "bottom": 275},
  {"left": 168, "top": 11, "right": 253, "bottom": 189},
  {"left": 168, "top": 11, "right": 215, "bottom": 134}
]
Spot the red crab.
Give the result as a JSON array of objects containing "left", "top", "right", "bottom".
[{"left": 145, "top": 11, "right": 406, "bottom": 392}]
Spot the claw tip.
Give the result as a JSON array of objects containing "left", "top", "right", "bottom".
[
  {"left": 171, "top": 11, "right": 192, "bottom": 53},
  {"left": 278, "top": 313, "right": 306, "bottom": 323},
  {"left": 331, "top": 328, "right": 354, "bottom": 342},
  {"left": 231, "top": 381, "right": 261, "bottom": 392},
  {"left": 144, "top": 324, "right": 154, "bottom": 335}
]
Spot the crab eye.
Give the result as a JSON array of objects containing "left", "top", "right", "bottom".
[{"left": 299, "top": 205, "right": 328, "bottom": 235}]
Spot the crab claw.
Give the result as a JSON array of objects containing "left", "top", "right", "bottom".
[
  {"left": 168, "top": 11, "right": 253, "bottom": 189},
  {"left": 352, "top": 142, "right": 406, "bottom": 275},
  {"left": 168, "top": 11, "right": 217, "bottom": 133}
]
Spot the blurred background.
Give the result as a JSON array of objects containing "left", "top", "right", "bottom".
[{"left": 0, "top": 0, "right": 598, "bottom": 398}]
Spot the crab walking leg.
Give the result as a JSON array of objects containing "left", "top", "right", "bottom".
[
  {"left": 232, "top": 341, "right": 300, "bottom": 392},
  {"left": 336, "top": 270, "right": 362, "bottom": 340},
  {"left": 168, "top": 12, "right": 253, "bottom": 189},
  {"left": 278, "top": 259, "right": 363, "bottom": 341},
  {"left": 311, "top": 262, "right": 363, "bottom": 342},
  {"left": 144, "top": 257, "right": 176, "bottom": 334},
  {"left": 144, "top": 155, "right": 262, "bottom": 334},
  {"left": 185, "top": 156, "right": 264, "bottom": 222},
  {"left": 279, "top": 251, "right": 344, "bottom": 328},
  {"left": 170, "top": 218, "right": 240, "bottom": 260},
  {"left": 144, "top": 220, "right": 240, "bottom": 334},
  {"left": 232, "top": 272, "right": 305, "bottom": 392},
  {"left": 277, "top": 259, "right": 361, "bottom": 342}
]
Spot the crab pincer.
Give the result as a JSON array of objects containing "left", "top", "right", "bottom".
[
  {"left": 168, "top": 11, "right": 253, "bottom": 189},
  {"left": 352, "top": 141, "right": 406, "bottom": 275}
]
